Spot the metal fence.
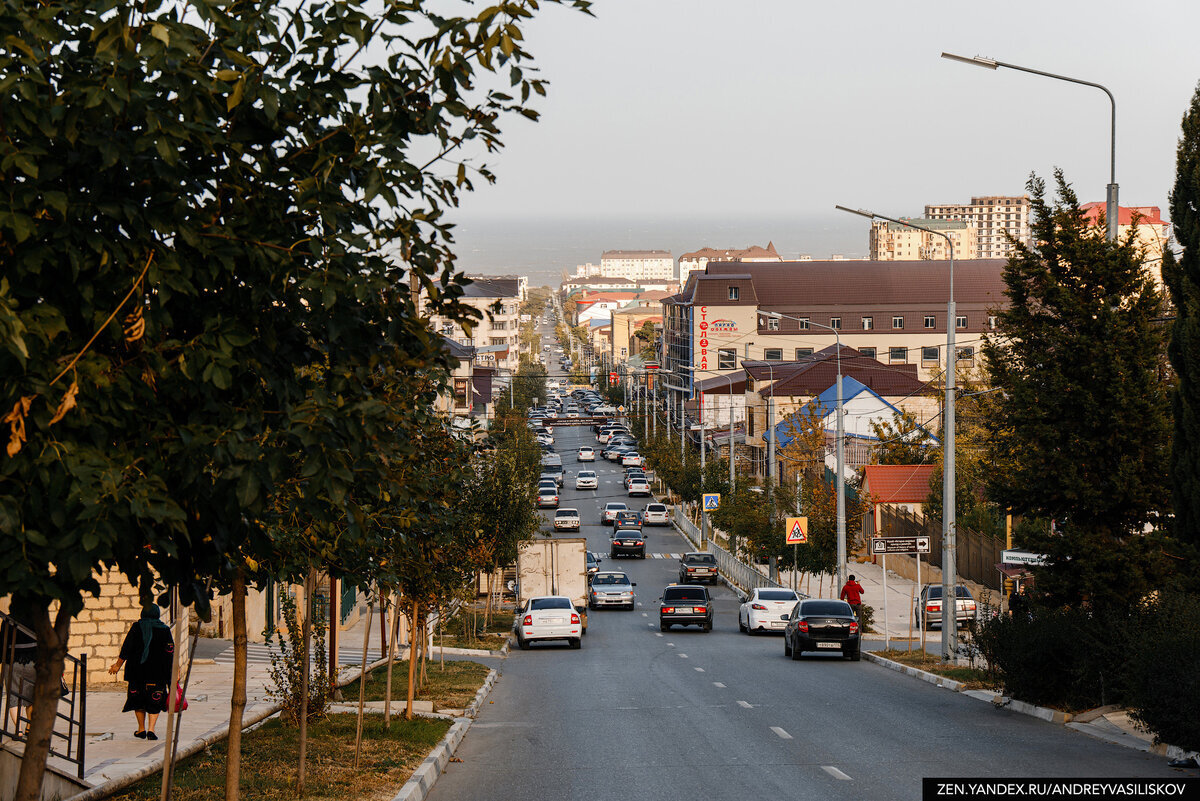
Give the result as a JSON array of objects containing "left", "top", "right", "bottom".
[
  {"left": 863, "top": 506, "right": 1005, "bottom": 591},
  {"left": 672, "top": 508, "right": 788, "bottom": 597}
]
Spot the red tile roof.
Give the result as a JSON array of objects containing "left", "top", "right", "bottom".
[
  {"left": 745, "top": 347, "right": 928, "bottom": 398},
  {"left": 862, "top": 465, "right": 938, "bottom": 504},
  {"left": 1079, "top": 202, "right": 1167, "bottom": 227}
]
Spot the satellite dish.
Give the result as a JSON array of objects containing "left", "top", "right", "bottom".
[{"left": 506, "top": 580, "right": 515, "bottom": 592}]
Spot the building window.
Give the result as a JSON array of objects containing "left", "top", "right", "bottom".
[
  {"left": 728, "top": 286, "right": 740, "bottom": 301},
  {"left": 830, "top": 317, "right": 841, "bottom": 330},
  {"left": 956, "top": 346, "right": 975, "bottom": 364},
  {"left": 892, "top": 316, "right": 904, "bottom": 329},
  {"left": 888, "top": 347, "right": 907, "bottom": 364},
  {"left": 453, "top": 378, "right": 469, "bottom": 408},
  {"left": 764, "top": 348, "right": 783, "bottom": 361},
  {"left": 460, "top": 338, "right": 474, "bottom": 346},
  {"left": 767, "top": 317, "right": 780, "bottom": 331},
  {"left": 956, "top": 315, "right": 967, "bottom": 329},
  {"left": 924, "top": 315, "right": 936, "bottom": 329},
  {"left": 988, "top": 315, "right": 998, "bottom": 330},
  {"left": 795, "top": 348, "right": 813, "bottom": 359},
  {"left": 921, "top": 346, "right": 939, "bottom": 363},
  {"left": 718, "top": 348, "right": 736, "bottom": 370},
  {"left": 442, "top": 323, "right": 455, "bottom": 335},
  {"left": 861, "top": 316, "right": 874, "bottom": 330},
  {"left": 490, "top": 337, "right": 506, "bottom": 346},
  {"left": 859, "top": 347, "right": 876, "bottom": 359},
  {"left": 797, "top": 317, "right": 809, "bottom": 330}
]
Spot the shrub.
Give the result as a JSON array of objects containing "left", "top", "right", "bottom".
[
  {"left": 265, "top": 590, "right": 331, "bottom": 724},
  {"left": 1127, "top": 592, "right": 1200, "bottom": 752}
]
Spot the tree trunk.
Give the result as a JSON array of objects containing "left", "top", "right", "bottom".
[
  {"left": 224, "top": 569, "right": 247, "bottom": 801},
  {"left": 13, "top": 598, "right": 70, "bottom": 801},
  {"left": 404, "top": 600, "right": 418, "bottom": 720},
  {"left": 483, "top": 570, "right": 493, "bottom": 628},
  {"left": 159, "top": 591, "right": 184, "bottom": 801},
  {"left": 353, "top": 596, "right": 373, "bottom": 768},
  {"left": 417, "top": 616, "right": 427, "bottom": 691},
  {"left": 384, "top": 593, "right": 400, "bottom": 728},
  {"left": 297, "top": 568, "right": 315, "bottom": 796}
]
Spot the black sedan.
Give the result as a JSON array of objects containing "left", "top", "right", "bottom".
[{"left": 782, "top": 599, "right": 861, "bottom": 660}]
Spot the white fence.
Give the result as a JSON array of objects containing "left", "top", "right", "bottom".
[{"left": 672, "top": 508, "right": 789, "bottom": 598}]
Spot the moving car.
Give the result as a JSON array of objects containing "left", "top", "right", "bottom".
[
  {"left": 783, "top": 599, "right": 860, "bottom": 660},
  {"left": 553, "top": 508, "right": 581, "bottom": 531},
  {"left": 514, "top": 596, "right": 583, "bottom": 650},
  {"left": 739, "top": 588, "right": 802, "bottom": 634},
  {"left": 575, "top": 470, "right": 599, "bottom": 490},
  {"left": 643, "top": 503, "right": 670, "bottom": 526},
  {"left": 613, "top": 510, "right": 643, "bottom": 528},
  {"left": 537, "top": 488, "right": 559, "bottom": 508},
  {"left": 588, "top": 572, "right": 636, "bottom": 610},
  {"left": 677, "top": 552, "right": 718, "bottom": 584},
  {"left": 659, "top": 585, "right": 713, "bottom": 632},
  {"left": 601, "top": 502, "right": 629, "bottom": 525},
  {"left": 585, "top": 551, "right": 601, "bottom": 579},
  {"left": 627, "top": 477, "right": 651, "bottom": 497},
  {"left": 610, "top": 527, "right": 646, "bottom": 559},
  {"left": 915, "top": 584, "right": 979, "bottom": 629},
  {"left": 539, "top": 468, "right": 564, "bottom": 488},
  {"left": 578, "top": 446, "right": 595, "bottom": 462}
]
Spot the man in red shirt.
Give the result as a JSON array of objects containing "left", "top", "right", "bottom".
[{"left": 840, "top": 574, "right": 864, "bottom": 621}]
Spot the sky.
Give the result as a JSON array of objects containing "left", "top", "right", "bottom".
[{"left": 449, "top": 0, "right": 1200, "bottom": 221}]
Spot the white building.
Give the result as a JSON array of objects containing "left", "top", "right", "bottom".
[{"left": 600, "top": 249, "right": 674, "bottom": 282}]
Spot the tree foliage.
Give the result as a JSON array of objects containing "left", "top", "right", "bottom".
[{"left": 869, "top": 409, "right": 935, "bottom": 466}]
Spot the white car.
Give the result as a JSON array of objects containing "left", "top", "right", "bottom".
[
  {"left": 575, "top": 470, "right": 599, "bottom": 490},
  {"left": 578, "top": 446, "right": 595, "bottom": 462},
  {"left": 621, "top": 452, "right": 643, "bottom": 467},
  {"left": 739, "top": 588, "right": 802, "bottom": 635},
  {"left": 553, "top": 508, "right": 581, "bottom": 531},
  {"left": 514, "top": 596, "right": 582, "bottom": 650},
  {"left": 601, "top": 502, "right": 628, "bottom": 525},
  {"left": 643, "top": 503, "right": 670, "bottom": 526},
  {"left": 627, "top": 478, "right": 651, "bottom": 497}
]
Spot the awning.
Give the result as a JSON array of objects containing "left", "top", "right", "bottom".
[{"left": 994, "top": 563, "right": 1032, "bottom": 579}]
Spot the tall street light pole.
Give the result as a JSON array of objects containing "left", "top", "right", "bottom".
[
  {"left": 836, "top": 205, "right": 960, "bottom": 660},
  {"left": 941, "top": 52, "right": 1118, "bottom": 241},
  {"left": 764, "top": 312, "right": 845, "bottom": 590}
]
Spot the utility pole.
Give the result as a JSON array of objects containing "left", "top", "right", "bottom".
[
  {"left": 652, "top": 375, "right": 657, "bottom": 437},
  {"left": 767, "top": 393, "right": 777, "bottom": 582},
  {"left": 729, "top": 379, "right": 736, "bottom": 493}
]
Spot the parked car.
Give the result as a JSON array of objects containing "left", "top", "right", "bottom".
[
  {"left": 643, "top": 503, "right": 670, "bottom": 526},
  {"left": 623, "top": 470, "right": 646, "bottom": 489},
  {"left": 659, "top": 584, "right": 713, "bottom": 632},
  {"left": 783, "top": 599, "right": 860, "bottom": 660},
  {"left": 609, "top": 527, "right": 645, "bottom": 559},
  {"left": 537, "top": 488, "right": 559, "bottom": 509},
  {"left": 677, "top": 552, "right": 717, "bottom": 584},
  {"left": 514, "top": 596, "right": 582, "bottom": 650},
  {"left": 627, "top": 478, "right": 651, "bottom": 497},
  {"left": 578, "top": 446, "right": 595, "bottom": 462},
  {"left": 588, "top": 572, "right": 636, "bottom": 610},
  {"left": 739, "top": 588, "right": 802, "bottom": 634},
  {"left": 553, "top": 508, "right": 581, "bottom": 531},
  {"left": 915, "top": 584, "right": 978, "bottom": 629},
  {"left": 575, "top": 470, "right": 598, "bottom": 490},
  {"left": 601, "top": 502, "right": 628, "bottom": 525},
  {"left": 621, "top": 452, "right": 643, "bottom": 468}
]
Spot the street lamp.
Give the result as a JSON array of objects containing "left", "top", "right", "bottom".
[
  {"left": 763, "top": 311, "right": 846, "bottom": 592},
  {"left": 836, "top": 204, "right": 960, "bottom": 660},
  {"left": 941, "top": 52, "right": 1118, "bottom": 241}
]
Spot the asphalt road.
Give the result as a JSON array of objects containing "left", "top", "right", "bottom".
[{"left": 429, "top": 418, "right": 1179, "bottom": 801}]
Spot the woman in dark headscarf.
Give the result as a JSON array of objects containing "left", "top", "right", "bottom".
[{"left": 108, "top": 605, "right": 175, "bottom": 740}]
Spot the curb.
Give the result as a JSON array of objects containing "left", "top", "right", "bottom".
[
  {"left": 389, "top": 668, "right": 499, "bottom": 801},
  {"left": 863, "top": 652, "right": 967, "bottom": 692}
]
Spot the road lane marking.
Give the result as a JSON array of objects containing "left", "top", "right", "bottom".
[
  {"left": 822, "top": 766, "right": 852, "bottom": 781},
  {"left": 713, "top": 682, "right": 726, "bottom": 688},
  {"left": 678, "top": 653, "right": 688, "bottom": 659},
  {"left": 737, "top": 700, "right": 753, "bottom": 709},
  {"left": 770, "top": 726, "right": 792, "bottom": 740},
  {"left": 642, "top": 612, "right": 648, "bottom": 617},
  {"left": 694, "top": 667, "right": 704, "bottom": 672},
  {"left": 667, "top": 643, "right": 675, "bottom": 647},
  {"left": 655, "top": 633, "right": 663, "bottom": 637}
]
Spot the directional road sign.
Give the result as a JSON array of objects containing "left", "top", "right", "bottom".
[
  {"left": 870, "top": 536, "right": 931, "bottom": 555},
  {"left": 702, "top": 493, "right": 721, "bottom": 511},
  {"left": 785, "top": 517, "right": 809, "bottom": 544}
]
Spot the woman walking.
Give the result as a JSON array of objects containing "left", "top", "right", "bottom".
[{"left": 108, "top": 605, "right": 175, "bottom": 740}]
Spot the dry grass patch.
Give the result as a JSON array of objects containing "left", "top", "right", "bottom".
[
  {"left": 876, "top": 648, "right": 996, "bottom": 690},
  {"left": 342, "top": 659, "right": 491, "bottom": 710},
  {"left": 110, "top": 714, "right": 450, "bottom": 801}
]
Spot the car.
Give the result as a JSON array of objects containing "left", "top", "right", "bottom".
[
  {"left": 621, "top": 452, "right": 643, "bottom": 468},
  {"left": 578, "top": 446, "right": 595, "bottom": 462},
  {"left": 514, "top": 596, "right": 583, "bottom": 650},
  {"left": 677, "top": 552, "right": 718, "bottom": 584},
  {"left": 659, "top": 585, "right": 713, "bottom": 631},
  {"left": 627, "top": 478, "right": 651, "bottom": 497},
  {"left": 643, "top": 503, "right": 670, "bottom": 526},
  {"left": 553, "top": 508, "right": 581, "bottom": 531},
  {"left": 613, "top": 510, "right": 643, "bottom": 529},
  {"left": 536, "top": 434, "right": 554, "bottom": 447},
  {"left": 537, "top": 488, "right": 559, "bottom": 508},
  {"left": 538, "top": 478, "right": 558, "bottom": 494},
  {"left": 585, "top": 551, "right": 601, "bottom": 580},
  {"left": 588, "top": 572, "right": 637, "bottom": 610},
  {"left": 539, "top": 469, "right": 564, "bottom": 488},
  {"left": 783, "top": 599, "right": 860, "bottom": 660},
  {"left": 575, "top": 470, "right": 599, "bottom": 490},
  {"left": 601, "top": 502, "right": 628, "bottom": 525},
  {"left": 915, "top": 584, "right": 979, "bottom": 629},
  {"left": 610, "top": 527, "right": 645, "bottom": 558},
  {"left": 623, "top": 470, "right": 646, "bottom": 489},
  {"left": 739, "top": 587, "right": 802, "bottom": 634},
  {"left": 604, "top": 445, "right": 633, "bottom": 462}
]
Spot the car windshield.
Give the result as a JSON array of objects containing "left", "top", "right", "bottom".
[
  {"left": 926, "top": 586, "right": 974, "bottom": 599},
  {"left": 607, "top": 504, "right": 627, "bottom": 511},
  {"left": 530, "top": 597, "right": 572, "bottom": 610},
  {"left": 800, "top": 601, "right": 852, "bottom": 616},
  {"left": 685, "top": 554, "right": 716, "bottom": 564},
  {"left": 759, "top": 590, "right": 799, "bottom": 601},
  {"left": 614, "top": 529, "right": 641, "bottom": 537},
  {"left": 592, "top": 574, "right": 629, "bottom": 586},
  {"left": 664, "top": 589, "right": 707, "bottom": 602},
  {"left": 579, "top": 472, "right": 595, "bottom": 478},
  {"left": 538, "top": 489, "right": 555, "bottom": 496},
  {"left": 647, "top": 505, "right": 666, "bottom": 512},
  {"left": 555, "top": 510, "right": 577, "bottom": 518}
]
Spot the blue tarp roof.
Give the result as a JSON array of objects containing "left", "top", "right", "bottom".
[{"left": 772, "top": 377, "right": 938, "bottom": 449}]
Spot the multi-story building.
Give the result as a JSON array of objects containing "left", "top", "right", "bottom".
[
  {"left": 424, "top": 277, "right": 521, "bottom": 372},
  {"left": 678, "top": 242, "right": 783, "bottom": 288},
  {"left": 924, "top": 195, "right": 1032, "bottom": 259},
  {"left": 1079, "top": 202, "right": 1171, "bottom": 286},
  {"left": 869, "top": 219, "right": 977, "bottom": 262},
  {"left": 600, "top": 249, "right": 674, "bottom": 282}
]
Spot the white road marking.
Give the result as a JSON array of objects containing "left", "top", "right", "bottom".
[
  {"left": 655, "top": 633, "right": 663, "bottom": 637},
  {"left": 713, "top": 682, "right": 726, "bottom": 688},
  {"left": 642, "top": 612, "right": 648, "bottom": 617},
  {"left": 678, "top": 653, "right": 688, "bottom": 659},
  {"left": 694, "top": 667, "right": 704, "bottom": 672},
  {"left": 667, "top": 642, "right": 675, "bottom": 647},
  {"left": 737, "top": 700, "right": 753, "bottom": 709},
  {"left": 770, "top": 726, "right": 792, "bottom": 740},
  {"left": 822, "top": 766, "right": 852, "bottom": 781}
]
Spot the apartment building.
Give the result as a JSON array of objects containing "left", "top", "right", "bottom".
[
  {"left": 924, "top": 195, "right": 1032, "bottom": 259},
  {"left": 425, "top": 277, "right": 522, "bottom": 372},
  {"left": 869, "top": 219, "right": 977, "bottom": 262},
  {"left": 678, "top": 242, "right": 783, "bottom": 288},
  {"left": 600, "top": 249, "right": 674, "bottom": 282},
  {"left": 1079, "top": 202, "right": 1171, "bottom": 286}
]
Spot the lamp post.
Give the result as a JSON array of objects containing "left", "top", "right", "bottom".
[
  {"left": 836, "top": 204, "right": 959, "bottom": 660},
  {"left": 763, "top": 312, "right": 845, "bottom": 590},
  {"left": 941, "top": 52, "right": 1118, "bottom": 241}
]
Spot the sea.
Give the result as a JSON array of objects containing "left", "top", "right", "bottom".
[{"left": 446, "top": 213, "right": 868, "bottom": 286}]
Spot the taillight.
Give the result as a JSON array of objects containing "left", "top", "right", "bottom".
[
  {"left": 751, "top": 603, "right": 767, "bottom": 610},
  {"left": 966, "top": 603, "right": 976, "bottom": 610},
  {"left": 797, "top": 621, "right": 809, "bottom": 633},
  {"left": 849, "top": 621, "right": 859, "bottom": 635},
  {"left": 662, "top": 607, "right": 675, "bottom": 614},
  {"left": 571, "top": 614, "right": 580, "bottom": 624},
  {"left": 523, "top": 615, "right": 532, "bottom": 626},
  {"left": 927, "top": 604, "right": 939, "bottom": 613}
]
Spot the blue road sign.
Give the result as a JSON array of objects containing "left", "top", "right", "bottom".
[{"left": 703, "top": 493, "right": 720, "bottom": 511}]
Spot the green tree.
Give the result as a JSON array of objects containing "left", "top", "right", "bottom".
[
  {"left": 1164, "top": 80, "right": 1200, "bottom": 551},
  {"left": 869, "top": 409, "right": 935, "bottom": 465},
  {"left": 982, "top": 171, "right": 1171, "bottom": 607}
]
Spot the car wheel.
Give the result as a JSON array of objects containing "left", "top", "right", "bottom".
[
  {"left": 517, "top": 635, "right": 531, "bottom": 651},
  {"left": 640, "top": 552, "right": 646, "bottom": 559},
  {"left": 783, "top": 636, "right": 793, "bottom": 656},
  {"left": 738, "top": 617, "right": 747, "bottom": 633},
  {"left": 609, "top": 552, "right": 616, "bottom": 558},
  {"left": 569, "top": 638, "right": 581, "bottom": 649},
  {"left": 702, "top": 620, "right": 712, "bottom": 632},
  {"left": 847, "top": 647, "right": 860, "bottom": 661},
  {"left": 790, "top": 640, "right": 802, "bottom": 660},
  {"left": 660, "top": 622, "right": 670, "bottom": 632}
]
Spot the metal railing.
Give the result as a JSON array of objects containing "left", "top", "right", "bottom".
[
  {"left": 1, "top": 609, "right": 87, "bottom": 779},
  {"left": 672, "top": 508, "right": 789, "bottom": 597}
]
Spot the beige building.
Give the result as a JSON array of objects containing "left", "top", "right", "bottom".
[
  {"left": 678, "top": 242, "right": 783, "bottom": 288},
  {"left": 425, "top": 277, "right": 521, "bottom": 372},
  {"left": 925, "top": 195, "right": 1032, "bottom": 259},
  {"left": 1080, "top": 202, "right": 1171, "bottom": 286},
  {"left": 599, "top": 249, "right": 674, "bottom": 282},
  {"left": 869, "top": 218, "right": 977, "bottom": 262}
]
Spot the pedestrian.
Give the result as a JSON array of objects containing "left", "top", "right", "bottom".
[
  {"left": 839, "top": 574, "right": 865, "bottom": 621},
  {"left": 109, "top": 605, "right": 175, "bottom": 740}
]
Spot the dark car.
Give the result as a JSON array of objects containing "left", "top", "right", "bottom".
[
  {"left": 659, "top": 585, "right": 713, "bottom": 632},
  {"left": 678, "top": 552, "right": 718, "bottom": 584},
  {"left": 609, "top": 527, "right": 645, "bottom": 558},
  {"left": 613, "top": 510, "right": 643, "bottom": 529},
  {"left": 783, "top": 599, "right": 860, "bottom": 661}
]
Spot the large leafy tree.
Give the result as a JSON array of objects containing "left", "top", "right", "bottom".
[
  {"left": 982, "top": 171, "right": 1171, "bottom": 607},
  {"left": 1164, "top": 80, "right": 1200, "bottom": 551}
]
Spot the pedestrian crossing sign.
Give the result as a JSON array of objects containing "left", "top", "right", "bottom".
[
  {"left": 785, "top": 517, "right": 808, "bottom": 544},
  {"left": 703, "top": 493, "right": 720, "bottom": 511}
]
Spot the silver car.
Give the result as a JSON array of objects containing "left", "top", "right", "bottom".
[
  {"left": 915, "top": 584, "right": 978, "bottom": 629},
  {"left": 643, "top": 503, "right": 670, "bottom": 526},
  {"left": 588, "top": 572, "right": 636, "bottom": 610},
  {"left": 575, "top": 470, "right": 599, "bottom": 490}
]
